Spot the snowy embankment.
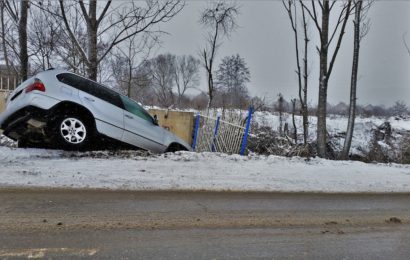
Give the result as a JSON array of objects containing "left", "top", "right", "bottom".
[
  {"left": 253, "top": 111, "right": 410, "bottom": 155},
  {"left": 1, "top": 146, "right": 409, "bottom": 193}
]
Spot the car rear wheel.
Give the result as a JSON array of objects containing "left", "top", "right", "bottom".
[{"left": 53, "top": 115, "right": 93, "bottom": 150}]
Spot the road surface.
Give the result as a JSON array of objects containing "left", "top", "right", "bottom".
[{"left": 0, "top": 189, "right": 409, "bottom": 259}]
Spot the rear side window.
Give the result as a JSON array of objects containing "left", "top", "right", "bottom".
[
  {"left": 120, "top": 95, "right": 154, "bottom": 124},
  {"left": 57, "top": 73, "right": 123, "bottom": 109}
]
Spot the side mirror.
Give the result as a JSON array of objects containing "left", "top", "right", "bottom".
[{"left": 153, "top": 115, "right": 159, "bottom": 126}]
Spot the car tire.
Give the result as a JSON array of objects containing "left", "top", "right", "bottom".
[
  {"left": 166, "top": 143, "right": 188, "bottom": 153},
  {"left": 52, "top": 114, "right": 94, "bottom": 151},
  {"left": 18, "top": 136, "right": 49, "bottom": 149},
  {"left": 18, "top": 139, "right": 36, "bottom": 149}
]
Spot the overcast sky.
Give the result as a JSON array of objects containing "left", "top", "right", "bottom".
[{"left": 156, "top": 0, "right": 410, "bottom": 106}]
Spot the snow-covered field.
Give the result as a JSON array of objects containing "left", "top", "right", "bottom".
[{"left": 1, "top": 146, "right": 409, "bottom": 193}]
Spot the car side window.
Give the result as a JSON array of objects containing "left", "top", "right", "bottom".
[
  {"left": 56, "top": 73, "right": 124, "bottom": 109},
  {"left": 120, "top": 95, "right": 154, "bottom": 124}
]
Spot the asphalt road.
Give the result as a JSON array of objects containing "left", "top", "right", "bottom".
[{"left": 0, "top": 189, "right": 409, "bottom": 259}]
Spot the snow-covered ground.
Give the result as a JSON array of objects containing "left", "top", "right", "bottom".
[{"left": 1, "top": 146, "right": 409, "bottom": 193}]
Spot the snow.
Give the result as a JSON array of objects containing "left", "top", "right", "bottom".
[{"left": 1, "top": 146, "right": 409, "bottom": 193}]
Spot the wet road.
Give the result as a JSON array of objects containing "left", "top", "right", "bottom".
[{"left": 0, "top": 190, "right": 409, "bottom": 259}]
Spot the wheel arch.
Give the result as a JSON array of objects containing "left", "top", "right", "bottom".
[
  {"left": 165, "top": 142, "right": 189, "bottom": 153},
  {"left": 49, "top": 101, "right": 96, "bottom": 130}
]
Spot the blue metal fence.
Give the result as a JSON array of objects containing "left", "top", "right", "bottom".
[{"left": 192, "top": 107, "right": 253, "bottom": 155}]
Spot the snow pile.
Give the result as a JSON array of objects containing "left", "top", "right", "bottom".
[
  {"left": 0, "top": 134, "right": 16, "bottom": 148},
  {"left": 1, "top": 146, "right": 409, "bottom": 192}
]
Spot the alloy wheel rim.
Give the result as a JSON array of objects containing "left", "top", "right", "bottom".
[{"left": 60, "top": 118, "right": 87, "bottom": 144}]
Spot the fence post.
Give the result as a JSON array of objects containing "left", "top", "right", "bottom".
[
  {"left": 240, "top": 106, "right": 253, "bottom": 155},
  {"left": 211, "top": 115, "right": 221, "bottom": 152},
  {"left": 191, "top": 113, "right": 201, "bottom": 151}
]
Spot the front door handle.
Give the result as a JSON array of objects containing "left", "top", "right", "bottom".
[
  {"left": 84, "top": 96, "right": 95, "bottom": 102},
  {"left": 125, "top": 114, "right": 133, "bottom": 119}
]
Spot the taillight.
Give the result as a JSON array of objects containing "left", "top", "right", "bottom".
[{"left": 25, "top": 78, "right": 45, "bottom": 93}]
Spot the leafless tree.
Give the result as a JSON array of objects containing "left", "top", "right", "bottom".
[
  {"left": 0, "top": 1, "right": 12, "bottom": 75},
  {"left": 111, "top": 33, "right": 156, "bottom": 98},
  {"left": 250, "top": 96, "right": 268, "bottom": 112},
  {"left": 300, "top": 0, "right": 354, "bottom": 158},
  {"left": 283, "top": 0, "right": 310, "bottom": 145},
  {"left": 390, "top": 101, "right": 408, "bottom": 117},
  {"left": 145, "top": 53, "right": 176, "bottom": 108},
  {"left": 58, "top": 0, "right": 184, "bottom": 81},
  {"left": 53, "top": 4, "right": 88, "bottom": 75},
  {"left": 341, "top": 0, "right": 373, "bottom": 160},
  {"left": 28, "top": 2, "right": 62, "bottom": 72},
  {"left": 174, "top": 55, "right": 201, "bottom": 107},
  {"left": 199, "top": 1, "right": 239, "bottom": 108},
  {"left": 191, "top": 92, "right": 209, "bottom": 110},
  {"left": 0, "top": 0, "right": 29, "bottom": 80}
]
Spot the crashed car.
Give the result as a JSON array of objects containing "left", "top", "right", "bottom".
[{"left": 0, "top": 69, "right": 191, "bottom": 152}]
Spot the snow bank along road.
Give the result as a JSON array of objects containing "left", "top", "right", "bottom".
[
  {"left": 0, "top": 190, "right": 409, "bottom": 259},
  {"left": 1, "top": 146, "right": 410, "bottom": 192}
]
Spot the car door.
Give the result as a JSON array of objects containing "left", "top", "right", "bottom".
[
  {"left": 77, "top": 79, "right": 124, "bottom": 140},
  {"left": 56, "top": 73, "right": 124, "bottom": 140},
  {"left": 120, "top": 95, "right": 166, "bottom": 152}
]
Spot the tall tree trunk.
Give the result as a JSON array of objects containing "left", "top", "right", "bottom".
[
  {"left": 292, "top": 99, "right": 297, "bottom": 144},
  {"left": 87, "top": 0, "right": 98, "bottom": 81},
  {"left": 301, "top": 3, "right": 309, "bottom": 145},
  {"left": 341, "top": 1, "right": 363, "bottom": 159},
  {"left": 19, "top": 0, "right": 29, "bottom": 81},
  {"left": 127, "top": 58, "right": 132, "bottom": 97},
  {"left": 1, "top": 3, "right": 10, "bottom": 76},
  {"left": 207, "top": 70, "right": 214, "bottom": 108},
  {"left": 283, "top": 0, "right": 309, "bottom": 145},
  {"left": 317, "top": 2, "right": 330, "bottom": 158}
]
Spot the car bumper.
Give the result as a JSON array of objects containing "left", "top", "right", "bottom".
[{"left": 0, "top": 93, "right": 60, "bottom": 130}]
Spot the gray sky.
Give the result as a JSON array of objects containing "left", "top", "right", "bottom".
[{"left": 156, "top": 0, "right": 410, "bottom": 106}]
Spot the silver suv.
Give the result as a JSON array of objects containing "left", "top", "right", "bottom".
[{"left": 0, "top": 69, "right": 191, "bottom": 152}]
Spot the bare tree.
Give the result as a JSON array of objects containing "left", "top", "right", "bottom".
[
  {"left": 390, "top": 101, "right": 408, "bottom": 117},
  {"left": 28, "top": 2, "right": 62, "bottom": 72},
  {"left": 1, "top": 0, "right": 29, "bottom": 80},
  {"left": 174, "top": 55, "right": 200, "bottom": 107},
  {"left": 0, "top": 1, "right": 11, "bottom": 75},
  {"left": 54, "top": 4, "right": 88, "bottom": 75},
  {"left": 341, "top": 0, "right": 372, "bottom": 160},
  {"left": 58, "top": 0, "right": 183, "bottom": 81},
  {"left": 199, "top": 1, "right": 239, "bottom": 108},
  {"left": 250, "top": 96, "right": 268, "bottom": 112},
  {"left": 145, "top": 54, "right": 176, "bottom": 108},
  {"left": 283, "top": 0, "right": 310, "bottom": 145},
  {"left": 111, "top": 33, "right": 156, "bottom": 98},
  {"left": 301, "top": 1, "right": 354, "bottom": 158}
]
